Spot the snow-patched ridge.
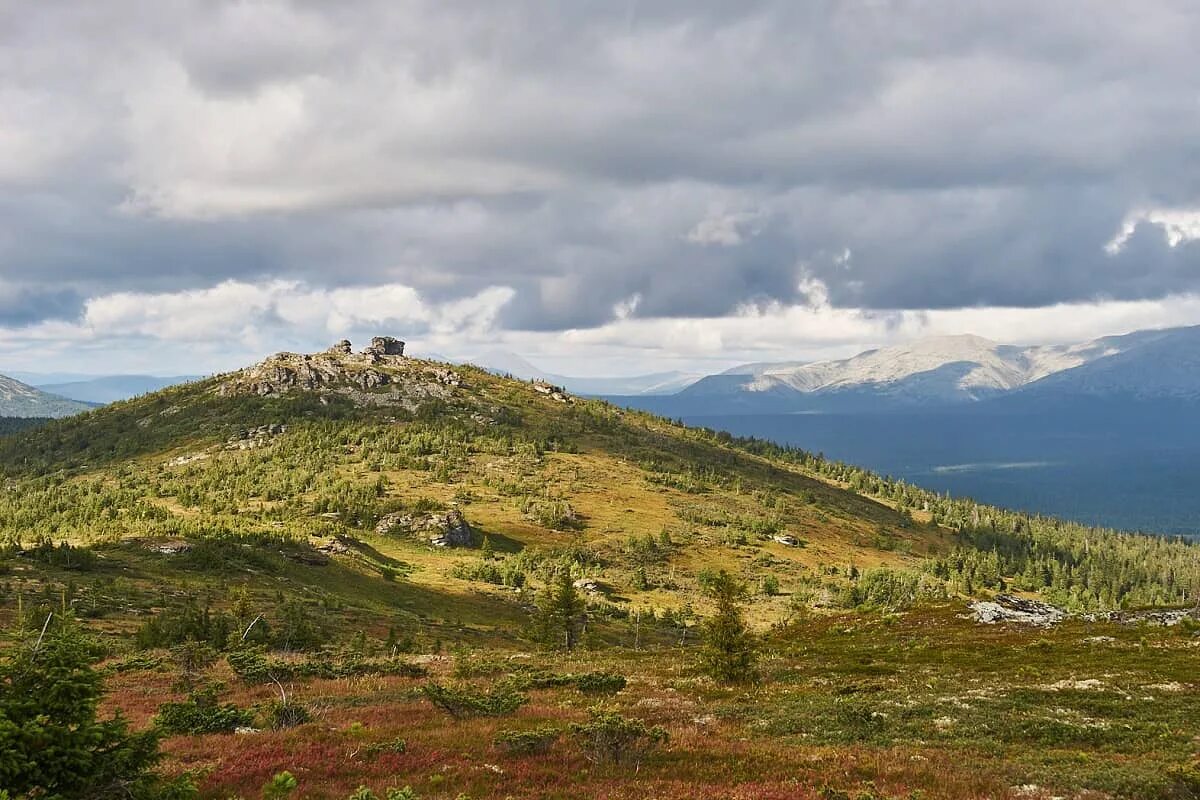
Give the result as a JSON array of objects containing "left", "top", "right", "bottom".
[{"left": 689, "top": 326, "right": 1200, "bottom": 406}]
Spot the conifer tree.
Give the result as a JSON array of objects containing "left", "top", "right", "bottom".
[
  {"left": 532, "top": 568, "right": 586, "bottom": 651},
  {"left": 0, "top": 617, "right": 187, "bottom": 799},
  {"left": 698, "top": 570, "right": 758, "bottom": 684}
]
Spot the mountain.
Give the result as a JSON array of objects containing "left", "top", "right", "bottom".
[
  {"left": 35, "top": 374, "right": 202, "bottom": 404},
  {"left": 1006, "top": 326, "right": 1200, "bottom": 403},
  {"left": 467, "top": 348, "right": 701, "bottom": 396},
  {"left": 617, "top": 326, "right": 1200, "bottom": 415},
  {"left": 0, "top": 373, "right": 94, "bottom": 417}
]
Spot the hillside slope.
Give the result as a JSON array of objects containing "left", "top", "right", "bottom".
[
  {"left": 0, "top": 337, "right": 948, "bottom": 635},
  {"left": 0, "top": 373, "right": 94, "bottom": 417},
  {"left": 2, "top": 336, "right": 1194, "bottom": 625}
]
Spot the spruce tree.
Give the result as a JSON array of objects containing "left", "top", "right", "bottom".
[
  {"left": 533, "top": 569, "right": 586, "bottom": 651},
  {"left": 698, "top": 570, "right": 758, "bottom": 684},
  {"left": 0, "top": 618, "right": 186, "bottom": 799}
]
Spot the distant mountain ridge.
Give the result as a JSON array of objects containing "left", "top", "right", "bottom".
[
  {"left": 610, "top": 325, "right": 1200, "bottom": 415},
  {"left": 467, "top": 349, "right": 701, "bottom": 396},
  {"left": 0, "top": 374, "right": 94, "bottom": 418},
  {"left": 35, "top": 374, "right": 201, "bottom": 404}
]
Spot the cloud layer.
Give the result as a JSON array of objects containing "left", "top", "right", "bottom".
[{"left": 2, "top": 1, "right": 1200, "bottom": 372}]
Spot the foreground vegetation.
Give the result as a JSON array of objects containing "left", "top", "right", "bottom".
[
  {"left": 2, "top": 348, "right": 1199, "bottom": 798},
  {"left": 6, "top": 603, "right": 1200, "bottom": 799}
]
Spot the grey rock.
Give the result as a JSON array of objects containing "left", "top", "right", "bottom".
[
  {"left": 364, "top": 336, "right": 406, "bottom": 358},
  {"left": 376, "top": 509, "right": 474, "bottom": 548},
  {"left": 970, "top": 594, "right": 1066, "bottom": 626}
]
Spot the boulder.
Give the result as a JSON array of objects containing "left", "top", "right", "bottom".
[
  {"left": 328, "top": 339, "right": 353, "bottom": 355},
  {"left": 363, "top": 336, "right": 405, "bottom": 358},
  {"left": 376, "top": 509, "right": 474, "bottom": 548}
]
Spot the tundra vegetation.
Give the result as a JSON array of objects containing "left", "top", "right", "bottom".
[{"left": 1, "top": 349, "right": 1200, "bottom": 799}]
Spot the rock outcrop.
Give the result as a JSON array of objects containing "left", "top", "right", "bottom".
[
  {"left": 971, "top": 593, "right": 1200, "bottom": 627},
  {"left": 364, "top": 336, "right": 405, "bottom": 358},
  {"left": 532, "top": 381, "right": 570, "bottom": 403},
  {"left": 970, "top": 594, "right": 1066, "bottom": 626},
  {"left": 215, "top": 337, "right": 469, "bottom": 414},
  {"left": 226, "top": 424, "right": 288, "bottom": 450},
  {"left": 375, "top": 509, "right": 474, "bottom": 548}
]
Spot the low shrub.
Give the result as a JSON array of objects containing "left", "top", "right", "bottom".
[
  {"left": 261, "top": 771, "right": 299, "bottom": 800},
  {"left": 363, "top": 736, "right": 408, "bottom": 760},
  {"left": 573, "top": 671, "right": 628, "bottom": 695},
  {"left": 525, "top": 671, "right": 627, "bottom": 695},
  {"left": 155, "top": 687, "right": 254, "bottom": 735},
  {"left": 421, "top": 681, "right": 529, "bottom": 718},
  {"left": 136, "top": 600, "right": 234, "bottom": 650},
  {"left": 494, "top": 726, "right": 562, "bottom": 756},
  {"left": 264, "top": 700, "right": 312, "bottom": 730},
  {"left": 229, "top": 648, "right": 427, "bottom": 684},
  {"left": 569, "top": 709, "right": 668, "bottom": 766}
]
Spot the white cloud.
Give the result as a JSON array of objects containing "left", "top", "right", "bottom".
[
  {"left": 4, "top": 278, "right": 1200, "bottom": 377},
  {"left": 1105, "top": 207, "right": 1200, "bottom": 253},
  {"left": 685, "top": 211, "right": 764, "bottom": 247}
]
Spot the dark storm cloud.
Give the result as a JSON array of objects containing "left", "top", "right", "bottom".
[{"left": 1, "top": 0, "right": 1200, "bottom": 334}]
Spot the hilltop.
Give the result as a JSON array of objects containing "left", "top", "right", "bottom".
[{"left": 4, "top": 337, "right": 1200, "bottom": 799}]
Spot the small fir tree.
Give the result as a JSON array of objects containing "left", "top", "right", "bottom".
[
  {"left": 532, "top": 568, "right": 586, "bottom": 651},
  {"left": 698, "top": 570, "right": 758, "bottom": 684}
]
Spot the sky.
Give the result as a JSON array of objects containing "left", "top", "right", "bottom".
[{"left": 2, "top": 1, "right": 1200, "bottom": 378}]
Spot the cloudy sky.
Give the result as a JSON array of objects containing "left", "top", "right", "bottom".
[{"left": 2, "top": 1, "right": 1199, "bottom": 377}]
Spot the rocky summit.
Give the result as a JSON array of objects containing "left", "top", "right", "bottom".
[{"left": 215, "top": 337, "right": 460, "bottom": 411}]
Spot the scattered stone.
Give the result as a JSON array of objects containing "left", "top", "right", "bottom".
[
  {"left": 316, "top": 539, "right": 352, "bottom": 556},
  {"left": 1044, "top": 678, "right": 1105, "bottom": 691},
  {"left": 144, "top": 539, "right": 192, "bottom": 555},
  {"left": 1099, "top": 608, "right": 1199, "bottom": 626},
  {"left": 376, "top": 509, "right": 474, "bottom": 548},
  {"left": 573, "top": 578, "right": 602, "bottom": 594},
  {"left": 969, "top": 594, "right": 1066, "bottom": 627},
  {"left": 166, "top": 452, "right": 209, "bottom": 467},
  {"left": 1144, "top": 681, "right": 1186, "bottom": 692},
  {"left": 234, "top": 726, "right": 261, "bottom": 735},
  {"left": 428, "top": 366, "right": 462, "bottom": 387}
]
